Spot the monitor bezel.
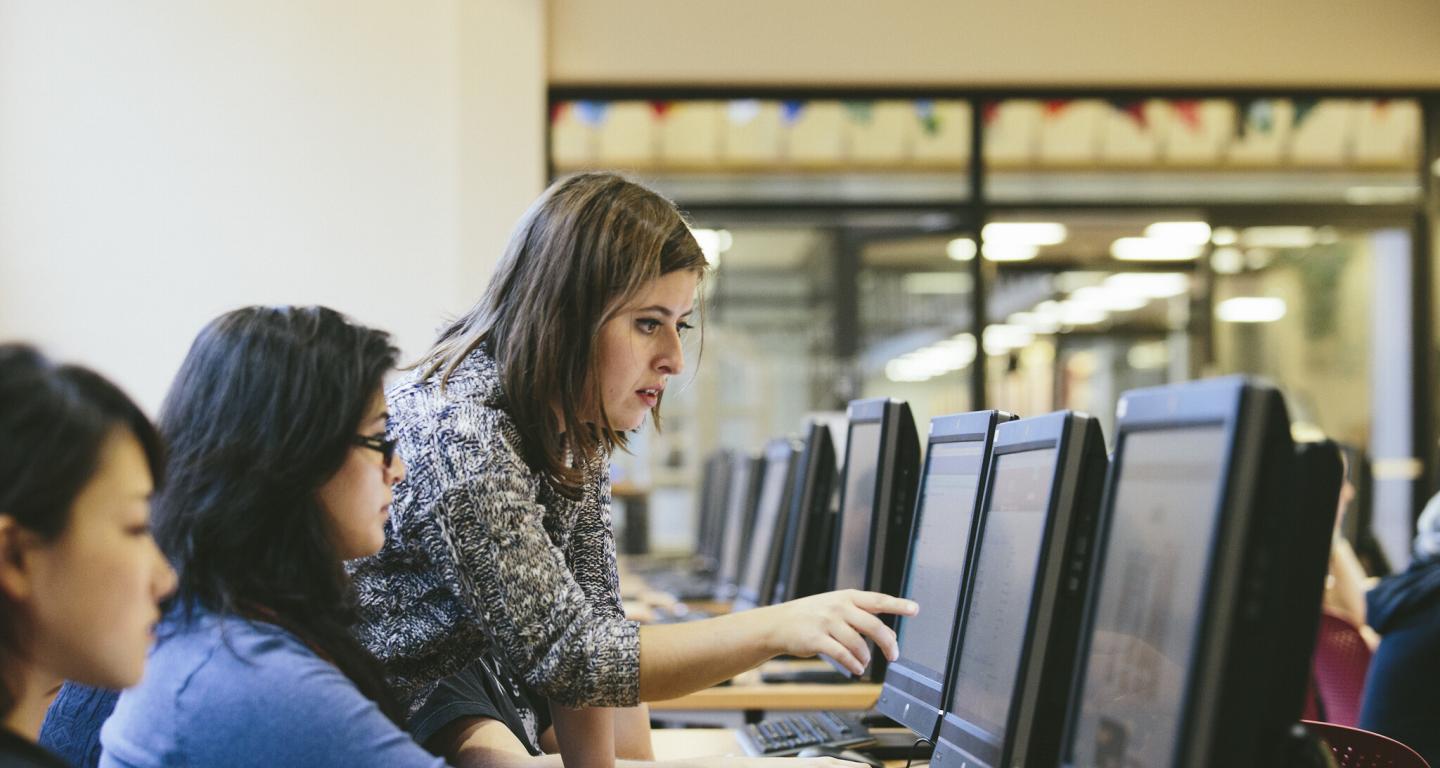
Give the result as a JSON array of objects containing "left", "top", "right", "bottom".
[
  {"left": 1058, "top": 376, "right": 1280, "bottom": 768},
  {"left": 714, "top": 451, "right": 766, "bottom": 601},
  {"left": 828, "top": 397, "right": 892, "bottom": 594},
  {"left": 933, "top": 411, "right": 1071, "bottom": 767},
  {"left": 735, "top": 438, "right": 801, "bottom": 609},
  {"left": 772, "top": 422, "right": 837, "bottom": 604},
  {"left": 876, "top": 410, "right": 1007, "bottom": 740}
]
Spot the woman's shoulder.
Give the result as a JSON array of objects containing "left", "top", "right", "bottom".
[{"left": 105, "top": 610, "right": 441, "bottom": 768}]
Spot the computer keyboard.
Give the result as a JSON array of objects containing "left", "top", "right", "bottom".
[{"left": 738, "top": 711, "right": 873, "bottom": 756}]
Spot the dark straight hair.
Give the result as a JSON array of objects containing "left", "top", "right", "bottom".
[
  {"left": 417, "top": 172, "right": 708, "bottom": 498},
  {"left": 0, "top": 344, "right": 164, "bottom": 717},
  {"left": 152, "top": 306, "right": 404, "bottom": 724}
]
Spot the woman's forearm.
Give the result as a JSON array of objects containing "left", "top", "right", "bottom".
[
  {"left": 551, "top": 704, "right": 616, "bottom": 768},
  {"left": 638, "top": 609, "right": 779, "bottom": 701},
  {"left": 637, "top": 590, "right": 917, "bottom": 702}
]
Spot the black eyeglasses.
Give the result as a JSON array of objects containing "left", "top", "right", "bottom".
[{"left": 353, "top": 435, "right": 398, "bottom": 468}]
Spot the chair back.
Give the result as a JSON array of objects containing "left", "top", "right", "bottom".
[
  {"left": 1303, "top": 720, "right": 1430, "bottom": 768},
  {"left": 1310, "top": 610, "right": 1373, "bottom": 726}
]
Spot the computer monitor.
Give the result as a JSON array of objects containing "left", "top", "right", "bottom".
[
  {"left": 772, "top": 422, "right": 839, "bottom": 605},
  {"left": 1269, "top": 440, "right": 1344, "bottom": 729},
  {"left": 875, "top": 410, "right": 1013, "bottom": 739},
  {"left": 828, "top": 397, "right": 921, "bottom": 680},
  {"left": 931, "top": 411, "right": 1108, "bottom": 768},
  {"left": 714, "top": 451, "right": 766, "bottom": 601},
  {"left": 1060, "top": 376, "right": 1306, "bottom": 768},
  {"left": 735, "top": 438, "right": 802, "bottom": 610},
  {"left": 695, "top": 450, "right": 734, "bottom": 569}
]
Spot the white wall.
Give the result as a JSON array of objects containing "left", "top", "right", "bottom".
[
  {"left": 0, "top": 1, "right": 546, "bottom": 412},
  {"left": 549, "top": 0, "right": 1440, "bottom": 87}
]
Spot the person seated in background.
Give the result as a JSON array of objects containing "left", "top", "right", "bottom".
[
  {"left": 0, "top": 344, "right": 176, "bottom": 767},
  {"left": 93, "top": 306, "right": 446, "bottom": 768},
  {"left": 1322, "top": 452, "right": 1377, "bottom": 646},
  {"left": 1358, "top": 490, "right": 1440, "bottom": 765}
]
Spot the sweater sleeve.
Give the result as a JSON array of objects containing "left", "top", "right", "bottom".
[
  {"left": 426, "top": 422, "right": 640, "bottom": 708},
  {"left": 566, "top": 459, "right": 628, "bottom": 621}
]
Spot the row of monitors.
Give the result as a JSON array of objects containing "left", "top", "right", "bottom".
[
  {"left": 701, "top": 375, "right": 1342, "bottom": 767},
  {"left": 695, "top": 398, "right": 918, "bottom": 623}
]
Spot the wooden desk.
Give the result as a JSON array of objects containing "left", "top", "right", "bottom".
[{"left": 648, "top": 682, "right": 882, "bottom": 713}]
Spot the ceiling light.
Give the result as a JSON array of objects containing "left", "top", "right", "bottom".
[
  {"left": 1210, "top": 247, "right": 1244, "bottom": 275},
  {"left": 1111, "top": 237, "right": 1204, "bottom": 262},
  {"left": 1008, "top": 312, "right": 1059, "bottom": 334},
  {"left": 1127, "top": 341, "right": 1170, "bottom": 370},
  {"left": 982, "top": 222, "right": 1067, "bottom": 245},
  {"left": 902, "top": 272, "right": 973, "bottom": 294},
  {"left": 1058, "top": 302, "right": 1108, "bottom": 326},
  {"left": 1211, "top": 227, "right": 1239, "bottom": 246},
  {"left": 1238, "top": 226, "right": 1317, "bottom": 249},
  {"left": 1216, "top": 297, "right": 1287, "bottom": 323},
  {"left": 690, "top": 228, "right": 731, "bottom": 266},
  {"left": 1103, "top": 272, "right": 1191, "bottom": 299},
  {"left": 946, "top": 238, "right": 977, "bottom": 261},
  {"left": 1069, "top": 286, "right": 1149, "bottom": 312},
  {"left": 982, "top": 242, "right": 1040, "bottom": 262},
  {"left": 1145, "top": 221, "right": 1212, "bottom": 245},
  {"left": 983, "top": 324, "right": 1035, "bottom": 355}
]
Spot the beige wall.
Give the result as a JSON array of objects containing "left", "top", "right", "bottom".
[
  {"left": 0, "top": 0, "right": 546, "bottom": 413},
  {"left": 548, "top": 0, "right": 1440, "bottom": 87}
]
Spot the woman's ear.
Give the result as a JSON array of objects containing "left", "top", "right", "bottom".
[{"left": 0, "top": 515, "right": 39, "bottom": 603}]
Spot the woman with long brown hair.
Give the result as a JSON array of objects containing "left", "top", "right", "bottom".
[{"left": 351, "top": 173, "right": 915, "bottom": 767}]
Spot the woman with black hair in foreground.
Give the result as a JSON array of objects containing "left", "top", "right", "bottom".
[
  {"left": 94, "top": 306, "right": 442, "bottom": 767},
  {"left": 0, "top": 344, "right": 175, "bottom": 767}
]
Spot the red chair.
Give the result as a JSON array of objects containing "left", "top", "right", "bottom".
[
  {"left": 1306, "top": 610, "right": 1373, "bottom": 726},
  {"left": 1303, "top": 720, "right": 1430, "bottom": 768}
]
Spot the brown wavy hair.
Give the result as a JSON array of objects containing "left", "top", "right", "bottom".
[{"left": 417, "top": 173, "right": 706, "bottom": 498}]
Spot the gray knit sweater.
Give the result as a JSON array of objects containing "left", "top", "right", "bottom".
[{"left": 349, "top": 347, "right": 640, "bottom": 712}]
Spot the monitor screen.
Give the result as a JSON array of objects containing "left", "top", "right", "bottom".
[
  {"left": 895, "top": 440, "right": 987, "bottom": 682},
  {"left": 717, "top": 457, "right": 755, "bottom": 589},
  {"left": 1069, "top": 426, "right": 1229, "bottom": 768},
  {"left": 834, "top": 420, "right": 883, "bottom": 590},
  {"left": 946, "top": 448, "right": 1058, "bottom": 739},
  {"left": 741, "top": 449, "right": 792, "bottom": 598}
]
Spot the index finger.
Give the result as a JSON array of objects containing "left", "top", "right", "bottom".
[{"left": 850, "top": 591, "right": 918, "bottom": 616}]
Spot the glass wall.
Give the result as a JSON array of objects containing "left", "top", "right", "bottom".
[{"left": 553, "top": 94, "right": 1429, "bottom": 560}]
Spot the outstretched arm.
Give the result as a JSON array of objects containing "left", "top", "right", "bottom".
[{"left": 638, "top": 590, "right": 918, "bottom": 702}]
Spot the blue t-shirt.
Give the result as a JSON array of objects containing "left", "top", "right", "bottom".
[{"left": 99, "top": 609, "right": 447, "bottom": 768}]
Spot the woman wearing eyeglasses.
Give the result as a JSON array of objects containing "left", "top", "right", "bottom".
[{"left": 95, "top": 306, "right": 451, "bottom": 768}]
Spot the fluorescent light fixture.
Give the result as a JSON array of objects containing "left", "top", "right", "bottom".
[
  {"left": 946, "top": 237, "right": 977, "bottom": 261},
  {"left": 1103, "top": 272, "right": 1190, "bottom": 299},
  {"left": 1211, "top": 227, "right": 1239, "bottom": 246},
  {"left": 982, "top": 242, "right": 1040, "bottom": 262},
  {"left": 1210, "top": 247, "right": 1244, "bottom": 275},
  {"left": 1127, "top": 341, "right": 1170, "bottom": 370},
  {"left": 1238, "top": 226, "right": 1316, "bottom": 249},
  {"left": 983, "top": 324, "right": 1035, "bottom": 355},
  {"left": 1058, "top": 302, "right": 1108, "bottom": 326},
  {"left": 902, "top": 272, "right": 973, "bottom": 294},
  {"left": 1111, "top": 237, "right": 1204, "bottom": 262},
  {"left": 1145, "top": 221, "right": 1212, "bottom": 245},
  {"left": 1069, "top": 286, "right": 1149, "bottom": 312},
  {"left": 690, "top": 228, "right": 731, "bottom": 266},
  {"left": 982, "top": 222, "right": 1067, "bottom": 245},
  {"left": 1216, "top": 296, "right": 1287, "bottom": 323},
  {"left": 885, "top": 335, "right": 976, "bottom": 383},
  {"left": 1008, "top": 311, "right": 1059, "bottom": 334}
]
